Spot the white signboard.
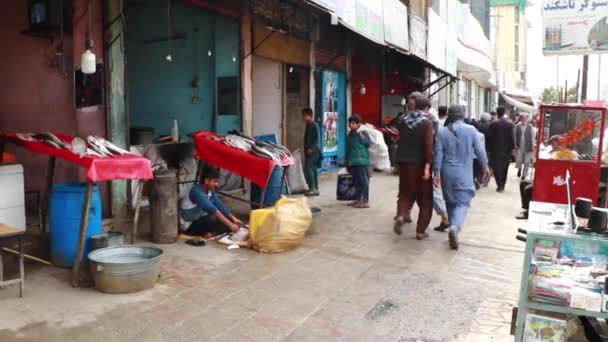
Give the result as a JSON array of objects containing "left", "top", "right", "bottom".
[
  {"left": 446, "top": 32, "right": 458, "bottom": 75},
  {"left": 409, "top": 14, "right": 427, "bottom": 59},
  {"left": 542, "top": 0, "right": 608, "bottom": 55},
  {"left": 337, "top": 0, "right": 385, "bottom": 45},
  {"left": 428, "top": 9, "right": 447, "bottom": 70},
  {"left": 383, "top": 0, "right": 409, "bottom": 51}
]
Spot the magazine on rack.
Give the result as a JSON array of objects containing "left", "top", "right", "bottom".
[{"left": 524, "top": 314, "right": 567, "bottom": 342}]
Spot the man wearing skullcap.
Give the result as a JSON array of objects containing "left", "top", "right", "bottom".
[{"left": 434, "top": 105, "right": 489, "bottom": 250}]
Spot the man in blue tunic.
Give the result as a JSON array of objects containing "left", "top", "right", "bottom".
[{"left": 434, "top": 105, "right": 489, "bottom": 250}]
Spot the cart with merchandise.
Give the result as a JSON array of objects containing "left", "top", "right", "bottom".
[{"left": 515, "top": 201, "right": 608, "bottom": 341}]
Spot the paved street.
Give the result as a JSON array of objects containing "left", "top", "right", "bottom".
[{"left": 0, "top": 169, "right": 525, "bottom": 342}]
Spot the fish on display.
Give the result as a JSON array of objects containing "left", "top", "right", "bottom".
[
  {"left": 33, "top": 132, "right": 70, "bottom": 150},
  {"left": 221, "top": 130, "right": 293, "bottom": 163},
  {"left": 71, "top": 138, "right": 87, "bottom": 157},
  {"left": 96, "top": 137, "right": 132, "bottom": 155},
  {"left": 87, "top": 136, "right": 114, "bottom": 157},
  {"left": 86, "top": 148, "right": 104, "bottom": 158}
]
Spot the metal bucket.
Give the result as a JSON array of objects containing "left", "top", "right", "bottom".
[
  {"left": 91, "top": 232, "right": 124, "bottom": 251},
  {"left": 88, "top": 246, "right": 163, "bottom": 294},
  {"left": 308, "top": 207, "right": 322, "bottom": 235}
]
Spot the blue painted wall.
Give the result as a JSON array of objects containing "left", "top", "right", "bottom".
[{"left": 126, "top": 1, "right": 240, "bottom": 138}]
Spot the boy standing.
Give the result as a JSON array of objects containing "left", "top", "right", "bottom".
[
  {"left": 346, "top": 115, "right": 371, "bottom": 208},
  {"left": 303, "top": 108, "right": 321, "bottom": 196}
]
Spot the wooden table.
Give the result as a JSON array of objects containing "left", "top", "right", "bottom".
[{"left": 0, "top": 224, "right": 24, "bottom": 297}]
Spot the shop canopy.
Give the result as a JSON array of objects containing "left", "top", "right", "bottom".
[
  {"left": 193, "top": 131, "right": 293, "bottom": 188},
  {"left": 499, "top": 91, "right": 538, "bottom": 114},
  {"left": 0, "top": 133, "right": 153, "bottom": 182}
]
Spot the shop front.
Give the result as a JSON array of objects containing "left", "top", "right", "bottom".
[
  {"left": 351, "top": 44, "right": 383, "bottom": 127},
  {"left": 0, "top": 0, "right": 112, "bottom": 213},
  {"left": 314, "top": 13, "right": 348, "bottom": 170},
  {"left": 125, "top": 0, "right": 242, "bottom": 138},
  {"left": 250, "top": 0, "right": 311, "bottom": 149}
]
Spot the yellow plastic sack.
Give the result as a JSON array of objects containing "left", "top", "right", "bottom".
[{"left": 249, "top": 196, "right": 312, "bottom": 253}]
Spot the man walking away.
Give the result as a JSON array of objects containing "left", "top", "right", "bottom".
[
  {"left": 394, "top": 95, "right": 434, "bottom": 240},
  {"left": 346, "top": 115, "right": 372, "bottom": 209},
  {"left": 302, "top": 108, "right": 321, "bottom": 196},
  {"left": 437, "top": 106, "right": 448, "bottom": 127},
  {"left": 434, "top": 105, "right": 489, "bottom": 250},
  {"left": 431, "top": 105, "right": 450, "bottom": 232},
  {"left": 477, "top": 113, "right": 492, "bottom": 187},
  {"left": 487, "top": 106, "right": 515, "bottom": 193},
  {"left": 477, "top": 113, "right": 491, "bottom": 138},
  {"left": 515, "top": 112, "right": 536, "bottom": 180}
]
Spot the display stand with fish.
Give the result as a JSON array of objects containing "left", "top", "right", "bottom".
[
  {"left": 192, "top": 130, "right": 295, "bottom": 209},
  {"left": 0, "top": 132, "right": 154, "bottom": 288}
]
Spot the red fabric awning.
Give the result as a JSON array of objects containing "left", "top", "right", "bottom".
[
  {"left": 193, "top": 131, "right": 293, "bottom": 188},
  {"left": 1, "top": 133, "right": 154, "bottom": 182}
]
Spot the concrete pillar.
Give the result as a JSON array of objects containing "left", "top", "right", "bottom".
[
  {"left": 104, "top": 0, "right": 128, "bottom": 218},
  {"left": 309, "top": 16, "right": 317, "bottom": 111},
  {"left": 241, "top": 0, "right": 253, "bottom": 136}
]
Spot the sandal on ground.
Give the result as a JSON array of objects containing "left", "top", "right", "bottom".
[
  {"left": 393, "top": 217, "right": 404, "bottom": 235},
  {"left": 416, "top": 232, "right": 430, "bottom": 240},
  {"left": 347, "top": 201, "right": 360, "bottom": 207},
  {"left": 433, "top": 223, "right": 450, "bottom": 232},
  {"left": 354, "top": 202, "right": 370, "bottom": 209}
]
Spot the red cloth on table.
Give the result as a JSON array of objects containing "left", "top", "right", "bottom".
[
  {"left": 1, "top": 133, "right": 153, "bottom": 182},
  {"left": 193, "top": 131, "right": 293, "bottom": 188}
]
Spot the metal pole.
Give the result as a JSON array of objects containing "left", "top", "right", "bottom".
[
  {"left": 576, "top": 69, "right": 581, "bottom": 103},
  {"left": 582, "top": 55, "right": 589, "bottom": 101},
  {"left": 279, "top": 166, "right": 288, "bottom": 196},
  {"left": 556, "top": 56, "right": 559, "bottom": 90},
  {"left": 42, "top": 157, "right": 56, "bottom": 233},
  {"left": 0, "top": 137, "right": 5, "bottom": 162},
  {"left": 18, "top": 236, "right": 24, "bottom": 297},
  {"left": 598, "top": 55, "right": 602, "bottom": 99},
  {"left": 71, "top": 182, "right": 94, "bottom": 287},
  {"left": 131, "top": 180, "right": 145, "bottom": 244}
]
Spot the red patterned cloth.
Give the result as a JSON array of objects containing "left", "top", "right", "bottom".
[{"left": 1, "top": 133, "right": 153, "bottom": 182}]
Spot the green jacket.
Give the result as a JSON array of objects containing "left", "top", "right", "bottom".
[{"left": 346, "top": 130, "right": 370, "bottom": 166}]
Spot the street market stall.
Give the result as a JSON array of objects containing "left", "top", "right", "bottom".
[
  {"left": 192, "top": 131, "right": 294, "bottom": 208},
  {"left": 0, "top": 132, "right": 153, "bottom": 287},
  {"left": 515, "top": 202, "right": 608, "bottom": 340},
  {"left": 533, "top": 105, "right": 607, "bottom": 205}
]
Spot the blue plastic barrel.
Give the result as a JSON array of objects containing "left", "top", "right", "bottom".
[
  {"left": 251, "top": 166, "right": 286, "bottom": 209},
  {"left": 50, "top": 183, "right": 103, "bottom": 267}
]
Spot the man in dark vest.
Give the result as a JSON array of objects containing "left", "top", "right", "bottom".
[
  {"left": 515, "top": 112, "right": 536, "bottom": 180},
  {"left": 393, "top": 95, "right": 434, "bottom": 240},
  {"left": 487, "top": 106, "right": 515, "bottom": 193}
]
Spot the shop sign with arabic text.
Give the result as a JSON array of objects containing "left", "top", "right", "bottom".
[{"left": 542, "top": 0, "right": 608, "bottom": 55}]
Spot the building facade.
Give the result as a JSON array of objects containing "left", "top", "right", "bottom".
[
  {"left": 490, "top": 0, "right": 527, "bottom": 91},
  {"left": 1, "top": 0, "right": 498, "bottom": 219}
]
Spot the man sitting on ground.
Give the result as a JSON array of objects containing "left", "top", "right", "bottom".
[{"left": 180, "top": 167, "right": 243, "bottom": 238}]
